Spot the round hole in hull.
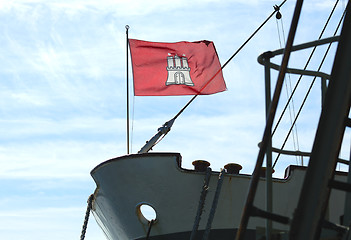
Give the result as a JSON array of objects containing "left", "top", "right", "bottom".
[{"left": 136, "top": 203, "right": 157, "bottom": 224}]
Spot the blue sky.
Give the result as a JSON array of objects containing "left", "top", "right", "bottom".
[{"left": 0, "top": 0, "right": 347, "bottom": 239}]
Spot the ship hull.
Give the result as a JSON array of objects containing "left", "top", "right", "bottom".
[
  {"left": 135, "top": 229, "right": 256, "bottom": 240},
  {"left": 91, "top": 153, "right": 346, "bottom": 240}
]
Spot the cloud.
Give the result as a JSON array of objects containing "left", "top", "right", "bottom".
[
  {"left": 0, "top": 116, "right": 130, "bottom": 179},
  {"left": 0, "top": 1, "right": 347, "bottom": 239},
  {"left": 0, "top": 206, "right": 106, "bottom": 240},
  {"left": 0, "top": 0, "right": 341, "bottom": 180}
]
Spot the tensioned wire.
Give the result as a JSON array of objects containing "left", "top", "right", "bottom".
[
  {"left": 275, "top": 13, "right": 301, "bottom": 166},
  {"left": 272, "top": 0, "right": 345, "bottom": 169},
  {"left": 130, "top": 0, "right": 288, "bottom": 152},
  {"left": 171, "top": 0, "right": 288, "bottom": 122}
]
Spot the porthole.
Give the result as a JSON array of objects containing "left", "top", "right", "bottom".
[{"left": 136, "top": 203, "right": 157, "bottom": 224}]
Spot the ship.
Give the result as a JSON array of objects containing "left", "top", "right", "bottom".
[{"left": 82, "top": 0, "right": 351, "bottom": 239}]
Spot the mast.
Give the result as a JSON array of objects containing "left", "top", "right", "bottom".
[
  {"left": 289, "top": 1, "right": 351, "bottom": 239},
  {"left": 126, "top": 25, "right": 130, "bottom": 154}
]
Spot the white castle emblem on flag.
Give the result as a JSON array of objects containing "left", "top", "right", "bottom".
[{"left": 166, "top": 54, "right": 194, "bottom": 86}]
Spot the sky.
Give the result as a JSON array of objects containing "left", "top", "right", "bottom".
[{"left": 0, "top": 0, "right": 348, "bottom": 239}]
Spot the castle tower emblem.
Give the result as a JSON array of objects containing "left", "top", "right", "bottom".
[{"left": 166, "top": 54, "right": 194, "bottom": 86}]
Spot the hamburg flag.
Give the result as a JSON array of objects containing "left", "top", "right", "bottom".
[{"left": 129, "top": 39, "right": 227, "bottom": 96}]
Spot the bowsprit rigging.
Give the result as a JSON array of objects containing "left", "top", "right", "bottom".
[{"left": 135, "top": 0, "right": 288, "bottom": 154}]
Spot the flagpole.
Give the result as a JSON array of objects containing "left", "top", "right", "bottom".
[{"left": 126, "top": 25, "right": 130, "bottom": 154}]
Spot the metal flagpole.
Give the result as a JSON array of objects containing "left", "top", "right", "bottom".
[{"left": 126, "top": 25, "right": 130, "bottom": 154}]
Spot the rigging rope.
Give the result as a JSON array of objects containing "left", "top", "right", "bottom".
[
  {"left": 272, "top": 0, "right": 340, "bottom": 137},
  {"left": 80, "top": 194, "right": 94, "bottom": 240},
  {"left": 170, "top": 0, "right": 288, "bottom": 123},
  {"left": 275, "top": 5, "right": 301, "bottom": 165},
  {"left": 202, "top": 169, "right": 225, "bottom": 240},
  {"left": 145, "top": 219, "right": 155, "bottom": 240},
  {"left": 190, "top": 167, "right": 212, "bottom": 240},
  {"left": 137, "top": 0, "right": 288, "bottom": 153},
  {"left": 272, "top": 2, "right": 346, "bottom": 168}
]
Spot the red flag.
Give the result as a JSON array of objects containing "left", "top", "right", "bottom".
[{"left": 129, "top": 39, "right": 227, "bottom": 96}]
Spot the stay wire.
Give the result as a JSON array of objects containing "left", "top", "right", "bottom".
[
  {"left": 276, "top": 9, "right": 301, "bottom": 165},
  {"left": 272, "top": 3, "right": 345, "bottom": 169},
  {"left": 272, "top": 0, "right": 340, "bottom": 139},
  {"left": 143, "top": 0, "right": 288, "bottom": 152},
  {"left": 281, "top": 18, "right": 301, "bottom": 159},
  {"left": 171, "top": 0, "right": 288, "bottom": 122}
]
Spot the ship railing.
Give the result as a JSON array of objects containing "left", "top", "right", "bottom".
[
  {"left": 236, "top": 34, "right": 343, "bottom": 240},
  {"left": 257, "top": 35, "right": 339, "bottom": 79},
  {"left": 269, "top": 145, "right": 349, "bottom": 166},
  {"left": 257, "top": 35, "right": 340, "bottom": 168}
]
